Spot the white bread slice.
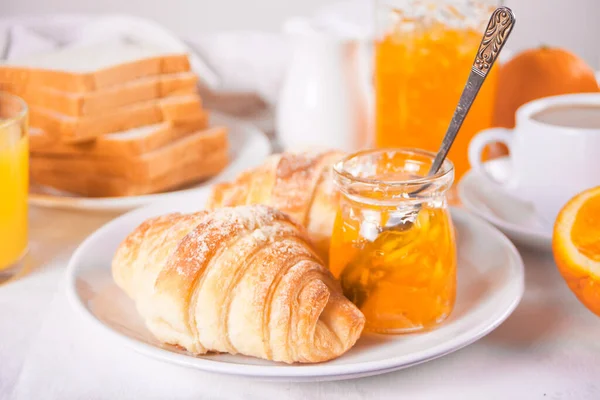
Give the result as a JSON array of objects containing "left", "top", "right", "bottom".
[
  {"left": 6, "top": 72, "right": 198, "bottom": 117},
  {"left": 0, "top": 38, "right": 191, "bottom": 92},
  {"left": 30, "top": 94, "right": 203, "bottom": 143},
  {"left": 31, "top": 126, "right": 229, "bottom": 182},
  {"left": 31, "top": 148, "right": 229, "bottom": 197},
  {"left": 30, "top": 129, "right": 229, "bottom": 197},
  {"left": 30, "top": 111, "right": 208, "bottom": 157}
]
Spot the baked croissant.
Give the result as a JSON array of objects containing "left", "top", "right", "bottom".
[
  {"left": 206, "top": 149, "right": 345, "bottom": 262},
  {"left": 112, "top": 205, "right": 365, "bottom": 364}
]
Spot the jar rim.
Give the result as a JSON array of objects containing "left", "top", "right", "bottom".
[
  {"left": 333, "top": 147, "right": 455, "bottom": 187},
  {"left": 0, "top": 92, "right": 28, "bottom": 131}
]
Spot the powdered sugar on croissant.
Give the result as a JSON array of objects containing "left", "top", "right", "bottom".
[
  {"left": 206, "top": 149, "right": 345, "bottom": 263},
  {"left": 112, "top": 205, "right": 365, "bottom": 364}
]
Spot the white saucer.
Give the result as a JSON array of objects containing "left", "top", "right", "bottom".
[
  {"left": 28, "top": 113, "right": 272, "bottom": 213},
  {"left": 458, "top": 157, "right": 553, "bottom": 251},
  {"left": 66, "top": 188, "right": 524, "bottom": 382}
]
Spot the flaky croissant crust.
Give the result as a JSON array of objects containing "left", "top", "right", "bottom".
[
  {"left": 112, "top": 205, "right": 364, "bottom": 364},
  {"left": 206, "top": 149, "right": 345, "bottom": 262}
]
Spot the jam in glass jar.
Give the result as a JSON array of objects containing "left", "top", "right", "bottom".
[{"left": 330, "top": 148, "right": 457, "bottom": 333}]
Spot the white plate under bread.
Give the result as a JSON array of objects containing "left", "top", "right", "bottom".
[
  {"left": 29, "top": 112, "right": 272, "bottom": 212},
  {"left": 0, "top": 16, "right": 271, "bottom": 211},
  {"left": 66, "top": 187, "right": 524, "bottom": 381}
]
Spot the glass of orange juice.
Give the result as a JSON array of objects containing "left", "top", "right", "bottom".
[
  {"left": 330, "top": 148, "right": 456, "bottom": 333},
  {"left": 374, "top": 0, "right": 500, "bottom": 182},
  {"left": 0, "top": 92, "right": 29, "bottom": 280}
]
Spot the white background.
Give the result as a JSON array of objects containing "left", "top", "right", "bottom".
[{"left": 2, "top": 0, "right": 600, "bottom": 68}]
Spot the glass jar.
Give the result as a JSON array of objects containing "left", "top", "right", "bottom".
[
  {"left": 374, "top": 0, "right": 501, "bottom": 182},
  {"left": 330, "top": 148, "right": 456, "bottom": 333},
  {"left": 0, "top": 92, "right": 29, "bottom": 280}
]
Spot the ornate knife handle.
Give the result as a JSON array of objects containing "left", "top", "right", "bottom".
[{"left": 472, "top": 7, "right": 516, "bottom": 77}]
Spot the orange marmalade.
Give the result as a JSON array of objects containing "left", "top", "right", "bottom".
[
  {"left": 330, "top": 149, "right": 457, "bottom": 333},
  {"left": 374, "top": 1, "right": 499, "bottom": 181}
]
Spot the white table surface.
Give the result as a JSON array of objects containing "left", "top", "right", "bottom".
[{"left": 1, "top": 205, "right": 600, "bottom": 400}]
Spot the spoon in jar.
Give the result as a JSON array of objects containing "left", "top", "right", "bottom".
[{"left": 370, "top": 6, "right": 516, "bottom": 239}]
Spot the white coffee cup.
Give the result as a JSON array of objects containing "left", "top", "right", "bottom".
[{"left": 468, "top": 93, "right": 600, "bottom": 223}]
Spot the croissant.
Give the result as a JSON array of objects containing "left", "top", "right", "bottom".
[
  {"left": 206, "top": 149, "right": 345, "bottom": 262},
  {"left": 112, "top": 205, "right": 365, "bottom": 364}
]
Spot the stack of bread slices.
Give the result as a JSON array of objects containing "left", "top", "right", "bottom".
[{"left": 0, "top": 38, "right": 229, "bottom": 197}]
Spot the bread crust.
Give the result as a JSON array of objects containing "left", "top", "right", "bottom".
[{"left": 206, "top": 150, "right": 345, "bottom": 262}]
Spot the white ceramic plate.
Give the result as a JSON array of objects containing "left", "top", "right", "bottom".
[
  {"left": 458, "top": 157, "right": 552, "bottom": 251},
  {"left": 29, "top": 113, "right": 271, "bottom": 212},
  {"left": 66, "top": 188, "right": 524, "bottom": 382}
]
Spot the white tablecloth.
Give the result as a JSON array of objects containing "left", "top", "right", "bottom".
[{"left": 1, "top": 206, "right": 600, "bottom": 400}]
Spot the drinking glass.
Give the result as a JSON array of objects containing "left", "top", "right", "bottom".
[
  {"left": 0, "top": 92, "right": 29, "bottom": 280},
  {"left": 330, "top": 148, "right": 456, "bottom": 333},
  {"left": 374, "top": 0, "right": 500, "bottom": 181}
]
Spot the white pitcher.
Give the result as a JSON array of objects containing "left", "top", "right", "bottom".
[{"left": 276, "top": 20, "right": 371, "bottom": 153}]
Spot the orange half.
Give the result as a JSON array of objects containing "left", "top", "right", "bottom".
[{"left": 553, "top": 186, "right": 600, "bottom": 316}]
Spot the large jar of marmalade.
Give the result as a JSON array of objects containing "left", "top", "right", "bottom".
[
  {"left": 374, "top": 0, "right": 500, "bottom": 181},
  {"left": 330, "top": 148, "right": 457, "bottom": 333}
]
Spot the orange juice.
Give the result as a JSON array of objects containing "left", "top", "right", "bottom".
[
  {"left": 0, "top": 94, "right": 28, "bottom": 271},
  {"left": 330, "top": 148, "right": 456, "bottom": 333},
  {"left": 374, "top": 2, "right": 499, "bottom": 181}
]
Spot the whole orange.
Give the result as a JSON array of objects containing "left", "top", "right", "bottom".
[{"left": 493, "top": 47, "right": 599, "bottom": 129}]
